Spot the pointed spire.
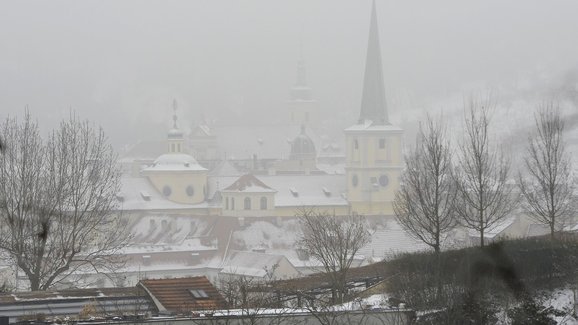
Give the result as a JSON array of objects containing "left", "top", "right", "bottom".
[
  {"left": 290, "top": 46, "right": 313, "bottom": 101},
  {"left": 172, "top": 99, "right": 178, "bottom": 129},
  {"left": 359, "top": 0, "right": 389, "bottom": 125},
  {"left": 296, "top": 59, "right": 307, "bottom": 87}
]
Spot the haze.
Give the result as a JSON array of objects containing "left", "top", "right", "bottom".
[{"left": 1, "top": 0, "right": 578, "bottom": 148}]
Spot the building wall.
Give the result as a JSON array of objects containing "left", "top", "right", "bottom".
[
  {"left": 345, "top": 129, "right": 403, "bottom": 215},
  {"left": 221, "top": 192, "right": 275, "bottom": 218},
  {"left": 288, "top": 100, "right": 317, "bottom": 125},
  {"left": 146, "top": 172, "right": 207, "bottom": 204}
]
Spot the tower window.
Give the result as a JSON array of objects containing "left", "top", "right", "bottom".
[
  {"left": 379, "top": 175, "right": 389, "bottom": 187},
  {"left": 186, "top": 185, "right": 194, "bottom": 197},
  {"left": 244, "top": 197, "right": 251, "bottom": 210},
  {"left": 260, "top": 197, "right": 267, "bottom": 210},
  {"left": 379, "top": 138, "right": 385, "bottom": 149},
  {"left": 162, "top": 186, "right": 172, "bottom": 197},
  {"left": 352, "top": 175, "right": 359, "bottom": 187}
]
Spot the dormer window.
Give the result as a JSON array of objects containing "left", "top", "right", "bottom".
[
  {"left": 189, "top": 289, "right": 209, "bottom": 299},
  {"left": 140, "top": 191, "right": 151, "bottom": 201}
]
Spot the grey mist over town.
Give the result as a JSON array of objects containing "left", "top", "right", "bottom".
[{"left": 1, "top": 0, "right": 578, "bottom": 323}]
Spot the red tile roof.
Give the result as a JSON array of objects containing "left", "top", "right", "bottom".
[{"left": 138, "top": 276, "right": 226, "bottom": 314}]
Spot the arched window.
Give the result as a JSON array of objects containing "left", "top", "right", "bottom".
[
  {"left": 260, "top": 197, "right": 267, "bottom": 210},
  {"left": 186, "top": 185, "right": 194, "bottom": 197},
  {"left": 225, "top": 197, "right": 229, "bottom": 210},
  {"left": 244, "top": 197, "right": 251, "bottom": 210},
  {"left": 231, "top": 198, "right": 235, "bottom": 210},
  {"left": 162, "top": 185, "right": 172, "bottom": 197}
]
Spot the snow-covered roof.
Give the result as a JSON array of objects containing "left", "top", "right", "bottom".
[
  {"left": 222, "top": 174, "right": 276, "bottom": 193},
  {"left": 344, "top": 120, "right": 403, "bottom": 132},
  {"left": 118, "top": 177, "right": 209, "bottom": 211},
  {"left": 358, "top": 220, "right": 429, "bottom": 260},
  {"left": 261, "top": 175, "right": 347, "bottom": 207},
  {"left": 468, "top": 217, "right": 517, "bottom": 239},
  {"left": 220, "top": 251, "right": 293, "bottom": 278},
  {"left": 208, "top": 174, "right": 348, "bottom": 208},
  {"left": 142, "top": 153, "right": 207, "bottom": 172},
  {"left": 528, "top": 223, "right": 551, "bottom": 237}
]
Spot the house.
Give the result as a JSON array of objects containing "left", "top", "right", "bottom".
[
  {"left": 138, "top": 276, "right": 227, "bottom": 315},
  {"left": 0, "top": 287, "right": 152, "bottom": 323}
]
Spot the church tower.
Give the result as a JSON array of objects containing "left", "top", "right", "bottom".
[
  {"left": 288, "top": 51, "right": 317, "bottom": 125},
  {"left": 345, "top": 1, "right": 403, "bottom": 216},
  {"left": 142, "top": 100, "right": 208, "bottom": 205}
]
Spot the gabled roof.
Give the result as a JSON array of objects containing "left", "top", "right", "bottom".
[
  {"left": 138, "top": 276, "right": 226, "bottom": 313},
  {"left": 222, "top": 174, "right": 276, "bottom": 193},
  {"left": 220, "top": 251, "right": 299, "bottom": 279}
]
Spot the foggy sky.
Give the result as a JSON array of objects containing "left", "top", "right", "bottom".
[{"left": 1, "top": 0, "right": 578, "bottom": 148}]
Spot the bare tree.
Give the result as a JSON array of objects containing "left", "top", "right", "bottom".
[
  {"left": 454, "top": 98, "right": 515, "bottom": 247},
  {"left": 297, "top": 209, "right": 369, "bottom": 304},
  {"left": 518, "top": 103, "right": 576, "bottom": 239},
  {"left": 394, "top": 114, "right": 457, "bottom": 253},
  {"left": 0, "top": 112, "right": 128, "bottom": 291}
]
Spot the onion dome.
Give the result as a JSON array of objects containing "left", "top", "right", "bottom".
[{"left": 289, "top": 125, "right": 316, "bottom": 160}]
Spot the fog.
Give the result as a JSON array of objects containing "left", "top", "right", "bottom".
[{"left": 1, "top": 0, "right": 578, "bottom": 148}]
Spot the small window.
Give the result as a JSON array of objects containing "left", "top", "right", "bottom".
[
  {"left": 186, "top": 185, "right": 194, "bottom": 197},
  {"left": 379, "top": 138, "right": 385, "bottom": 149},
  {"left": 260, "top": 197, "right": 267, "bottom": 210},
  {"left": 225, "top": 197, "right": 229, "bottom": 210},
  {"left": 354, "top": 139, "right": 359, "bottom": 150},
  {"left": 189, "top": 289, "right": 209, "bottom": 299},
  {"left": 379, "top": 175, "right": 389, "bottom": 187},
  {"left": 244, "top": 197, "right": 251, "bottom": 210},
  {"left": 162, "top": 186, "right": 172, "bottom": 197},
  {"left": 352, "top": 175, "right": 358, "bottom": 187},
  {"left": 231, "top": 198, "right": 235, "bottom": 210}
]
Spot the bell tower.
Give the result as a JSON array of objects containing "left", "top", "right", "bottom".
[{"left": 345, "top": 1, "right": 403, "bottom": 216}]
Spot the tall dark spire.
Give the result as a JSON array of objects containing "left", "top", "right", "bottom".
[{"left": 359, "top": 0, "right": 388, "bottom": 125}]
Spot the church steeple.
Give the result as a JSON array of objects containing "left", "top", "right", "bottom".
[
  {"left": 359, "top": 0, "right": 388, "bottom": 125},
  {"left": 167, "top": 99, "right": 184, "bottom": 153}
]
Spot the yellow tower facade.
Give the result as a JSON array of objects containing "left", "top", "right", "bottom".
[{"left": 345, "top": 1, "right": 403, "bottom": 215}]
